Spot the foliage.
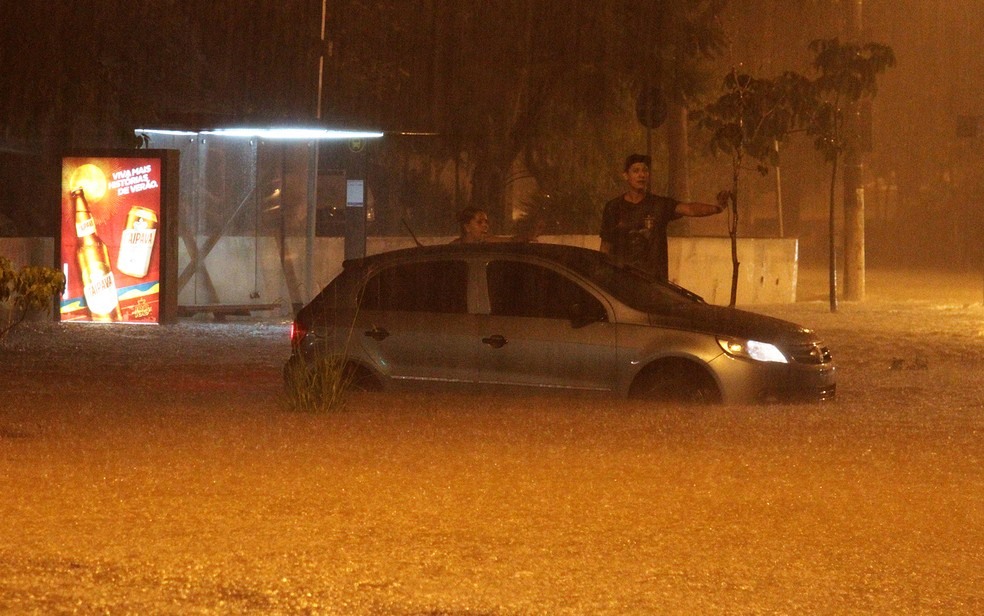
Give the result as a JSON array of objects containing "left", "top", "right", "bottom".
[
  {"left": 627, "top": 0, "right": 730, "bottom": 107},
  {"left": 0, "top": 257, "right": 66, "bottom": 344},
  {"left": 3, "top": 2, "right": 731, "bottom": 237},
  {"left": 700, "top": 71, "right": 816, "bottom": 173},
  {"left": 696, "top": 69, "right": 814, "bottom": 306},
  {"left": 283, "top": 353, "right": 355, "bottom": 414},
  {"left": 327, "top": 1, "right": 728, "bottom": 227},
  {"left": 283, "top": 304, "right": 364, "bottom": 413},
  {"left": 697, "top": 37, "right": 894, "bottom": 308},
  {"left": 0, "top": 1, "right": 318, "bottom": 155},
  {"left": 806, "top": 38, "right": 897, "bottom": 162},
  {"left": 519, "top": 73, "right": 644, "bottom": 234},
  {"left": 805, "top": 38, "right": 895, "bottom": 311}
]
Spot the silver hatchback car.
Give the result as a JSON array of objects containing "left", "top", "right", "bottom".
[{"left": 285, "top": 243, "right": 835, "bottom": 404}]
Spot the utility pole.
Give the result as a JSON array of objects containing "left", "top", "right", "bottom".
[
  {"left": 307, "top": 0, "right": 328, "bottom": 302},
  {"left": 315, "top": 0, "right": 328, "bottom": 121},
  {"left": 842, "top": 0, "right": 866, "bottom": 301}
]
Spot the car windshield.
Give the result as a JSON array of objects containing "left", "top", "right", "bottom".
[{"left": 549, "top": 249, "right": 703, "bottom": 312}]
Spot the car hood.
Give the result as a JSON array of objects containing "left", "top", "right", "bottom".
[{"left": 649, "top": 302, "right": 820, "bottom": 344}]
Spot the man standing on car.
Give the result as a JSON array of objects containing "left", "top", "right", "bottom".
[{"left": 600, "top": 153, "right": 727, "bottom": 280}]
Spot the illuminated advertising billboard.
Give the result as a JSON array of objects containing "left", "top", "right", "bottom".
[{"left": 60, "top": 154, "right": 173, "bottom": 324}]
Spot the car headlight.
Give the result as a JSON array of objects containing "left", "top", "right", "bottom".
[{"left": 717, "top": 337, "right": 788, "bottom": 364}]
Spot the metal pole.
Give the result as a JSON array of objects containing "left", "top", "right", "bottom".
[
  {"left": 316, "top": 0, "right": 327, "bottom": 120},
  {"left": 306, "top": 0, "right": 326, "bottom": 304},
  {"left": 305, "top": 142, "right": 317, "bottom": 304}
]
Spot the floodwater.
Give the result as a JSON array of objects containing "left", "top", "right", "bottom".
[{"left": 0, "top": 267, "right": 981, "bottom": 614}]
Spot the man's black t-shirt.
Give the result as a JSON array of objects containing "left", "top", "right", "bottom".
[{"left": 600, "top": 194, "right": 680, "bottom": 279}]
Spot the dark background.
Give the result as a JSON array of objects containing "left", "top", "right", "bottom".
[{"left": 2, "top": 1, "right": 983, "bottom": 268}]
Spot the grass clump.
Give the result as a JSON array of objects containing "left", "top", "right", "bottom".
[{"left": 283, "top": 353, "right": 356, "bottom": 413}]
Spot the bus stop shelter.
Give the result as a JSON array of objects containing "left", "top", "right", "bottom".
[{"left": 137, "top": 126, "right": 382, "bottom": 318}]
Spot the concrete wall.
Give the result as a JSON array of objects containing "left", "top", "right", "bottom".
[
  {"left": 670, "top": 236, "right": 798, "bottom": 305},
  {"left": 4, "top": 235, "right": 797, "bottom": 314},
  {"left": 319, "top": 235, "right": 797, "bottom": 306}
]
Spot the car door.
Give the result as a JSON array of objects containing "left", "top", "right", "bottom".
[
  {"left": 354, "top": 258, "right": 483, "bottom": 386},
  {"left": 475, "top": 259, "right": 618, "bottom": 392}
]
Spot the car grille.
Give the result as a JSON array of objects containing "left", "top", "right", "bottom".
[
  {"left": 759, "top": 382, "right": 836, "bottom": 403},
  {"left": 785, "top": 342, "right": 832, "bottom": 365}
]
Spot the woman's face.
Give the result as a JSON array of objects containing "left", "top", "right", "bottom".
[{"left": 461, "top": 211, "right": 490, "bottom": 242}]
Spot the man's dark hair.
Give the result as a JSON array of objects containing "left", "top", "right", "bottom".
[{"left": 624, "top": 153, "right": 651, "bottom": 172}]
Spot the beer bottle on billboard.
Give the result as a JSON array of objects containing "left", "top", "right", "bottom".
[{"left": 72, "top": 188, "right": 122, "bottom": 321}]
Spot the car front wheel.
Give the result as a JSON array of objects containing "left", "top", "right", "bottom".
[{"left": 629, "top": 359, "right": 721, "bottom": 405}]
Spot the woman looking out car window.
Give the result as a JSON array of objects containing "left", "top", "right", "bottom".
[{"left": 451, "top": 207, "right": 491, "bottom": 243}]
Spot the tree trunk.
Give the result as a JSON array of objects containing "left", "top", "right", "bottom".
[
  {"left": 842, "top": 148, "right": 865, "bottom": 301},
  {"left": 828, "top": 155, "right": 840, "bottom": 313},
  {"left": 666, "top": 103, "right": 690, "bottom": 201},
  {"left": 842, "top": 0, "right": 865, "bottom": 301},
  {"left": 729, "top": 151, "right": 742, "bottom": 308}
]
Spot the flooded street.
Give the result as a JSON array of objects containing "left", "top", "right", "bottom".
[{"left": 1, "top": 267, "right": 982, "bottom": 614}]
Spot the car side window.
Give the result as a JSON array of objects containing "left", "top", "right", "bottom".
[
  {"left": 487, "top": 260, "right": 605, "bottom": 320},
  {"left": 360, "top": 260, "right": 468, "bottom": 313}
]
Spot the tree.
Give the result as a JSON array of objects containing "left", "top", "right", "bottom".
[
  {"left": 322, "top": 1, "right": 729, "bottom": 234},
  {"left": 806, "top": 38, "right": 895, "bottom": 312},
  {"left": 698, "top": 69, "right": 814, "bottom": 306},
  {"left": 0, "top": 2, "right": 214, "bottom": 151},
  {"left": 645, "top": 0, "right": 729, "bottom": 202},
  {"left": 0, "top": 2, "right": 319, "bottom": 236},
  {"left": 697, "top": 37, "right": 893, "bottom": 310}
]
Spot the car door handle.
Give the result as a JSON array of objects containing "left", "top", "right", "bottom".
[
  {"left": 482, "top": 335, "right": 507, "bottom": 349},
  {"left": 365, "top": 326, "right": 389, "bottom": 341}
]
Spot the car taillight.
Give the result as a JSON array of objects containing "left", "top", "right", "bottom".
[{"left": 290, "top": 320, "right": 308, "bottom": 349}]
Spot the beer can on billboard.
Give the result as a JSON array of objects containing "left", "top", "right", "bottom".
[{"left": 117, "top": 206, "right": 159, "bottom": 278}]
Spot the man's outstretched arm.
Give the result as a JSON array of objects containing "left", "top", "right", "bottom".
[{"left": 675, "top": 192, "right": 728, "bottom": 217}]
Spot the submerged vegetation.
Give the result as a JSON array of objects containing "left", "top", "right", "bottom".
[{"left": 283, "top": 353, "right": 356, "bottom": 413}]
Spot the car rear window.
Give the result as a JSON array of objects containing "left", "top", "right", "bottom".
[{"left": 359, "top": 260, "right": 468, "bottom": 314}]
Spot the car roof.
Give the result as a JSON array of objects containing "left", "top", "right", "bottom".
[
  {"left": 338, "top": 241, "right": 710, "bottom": 304},
  {"left": 341, "top": 242, "right": 600, "bottom": 270}
]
